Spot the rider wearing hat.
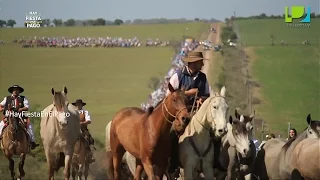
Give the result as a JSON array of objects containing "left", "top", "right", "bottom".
[
  {"left": 72, "top": 99, "right": 95, "bottom": 164},
  {"left": 0, "top": 85, "right": 39, "bottom": 149},
  {"left": 166, "top": 51, "right": 210, "bottom": 175}
]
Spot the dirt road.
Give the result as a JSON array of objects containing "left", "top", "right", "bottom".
[{"left": 202, "top": 23, "right": 221, "bottom": 76}]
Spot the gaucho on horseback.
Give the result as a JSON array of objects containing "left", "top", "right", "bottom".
[
  {"left": 0, "top": 85, "right": 39, "bottom": 149},
  {"left": 72, "top": 99, "right": 96, "bottom": 164},
  {"left": 166, "top": 51, "right": 210, "bottom": 175}
]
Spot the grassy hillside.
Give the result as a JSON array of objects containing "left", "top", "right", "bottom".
[
  {"left": 0, "top": 22, "right": 210, "bottom": 179},
  {"left": 237, "top": 19, "right": 320, "bottom": 136}
]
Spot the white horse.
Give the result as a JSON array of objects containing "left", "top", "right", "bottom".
[
  {"left": 178, "top": 86, "right": 228, "bottom": 180},
  {"left": 40, "top": 87, "right": 81, "bottom": 180}
]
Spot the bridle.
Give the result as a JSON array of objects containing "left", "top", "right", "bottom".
[{"left": 161, "top": 95, "right": 187, "bottom": 124}]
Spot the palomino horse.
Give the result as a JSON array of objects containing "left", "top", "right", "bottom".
[
  {"left": 1, "top": 106, "right": 29, "bottom": 180},
  {"left": 178, "top": 86, "right": 228, "bottom": 180},
  {"left": 40, "top": 87, "right": 81, "bottom": 180},
  {"left": 253, "top": 114, "right": 320, "bottom": 180},
  {"left": 109, "top": 83, "right": 189, "bottom": 180},
  {"left": 234, "top": 109, "right": 256, "bottom": 180},
  {"left": 291, "top": 138, "right": 320, "bottom": 179},
  {"left": 71, "top": 130, "right": 91, "bottom": 180},
  {"left": 214, "top": 115, "right": 251, "bottom": 180}
]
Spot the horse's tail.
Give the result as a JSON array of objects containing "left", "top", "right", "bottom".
[
  {"left": 105, "top": 121, "right": 112, "bottom": 152},
  {"left": 54, "top": 152, "right": 65, "bottom": 172}
]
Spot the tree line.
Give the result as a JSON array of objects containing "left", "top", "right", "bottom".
[
  {"left": 0, "top": 17, "right": 219, "bottom": 28},
  {"left": 226, "top": 12, "right": 320, "bottom": 22}
]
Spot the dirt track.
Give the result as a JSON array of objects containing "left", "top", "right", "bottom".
[{"left": 202, "top": 23, "right": 221, "bottom": 81}]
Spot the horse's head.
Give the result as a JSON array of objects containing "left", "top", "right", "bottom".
[
  {"left": 306, "top": 114, "right": 320, "bottom": 138},
  {"left": 235, "top": 109, "right": 254, "bottom": 139},
  {"left": 51, "top": 86, "right": 69, "bottom": 126},
  {"left": 207, "top": 86, "right": 228, "bottom": 137},
  {"left": 6, "top": 104, "right": 20, "bottom": 133},
  {"left": 227, "top": 116, "right": 251, "bottom": 158},
  {"left": 165, "top": 83, "right": 189, "bottom": 133}
]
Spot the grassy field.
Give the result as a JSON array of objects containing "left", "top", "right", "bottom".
[
  {"left": 0, "top": 22, "right": 209, "bottom": 139},
  {"left": 237, "top": 19, "right": 320, "bottom": 136},
  {"left": 0, "top": 22, "right": 210, "bottom": 179}
]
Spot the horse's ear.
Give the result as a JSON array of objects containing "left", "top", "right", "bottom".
[
  {"left": 235, "top": 109, "right": 240, "bottom": 119},
  {"left": 63, "top": 86, "right": 68, "bottom": 94},
  {"left": 307, "top": 114, "right": 311, "bottom": 124},
  {"left": 240, "top": 115, "right": 245, "bottom": 122},
  {"left": 51, "top": 88, "right": 55, "bottom": 95},
  {"left": 229, "top": 116, "right": 233, "bottom": 124},
  {"left": 220, "top": 86, "right": 226, "bottom": 97},
  {"left": 168, "top": 83, "right": 174, "bottom": 93}
]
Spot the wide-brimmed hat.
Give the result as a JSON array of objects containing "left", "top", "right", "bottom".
[
  {"left": 72, "top": 99, "right": 86, "bottom": 106},
  {"left": 8, "top": 85, "right": 24, "bottom": 93},
  {"left": 182, "top": 51, "right": 208, "bottom": 63}
]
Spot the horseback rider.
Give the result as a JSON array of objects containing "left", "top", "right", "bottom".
[
  {"left": 166, "top": 51, "right": 210, "bottom": 175},
  {"left": 72, "top": 99, "right": 95, "bottom": 164},
  {"left": 0, "top": 85, "right": 40, "bottom": 149}
]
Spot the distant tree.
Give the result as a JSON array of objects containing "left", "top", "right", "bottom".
[
  {"left": 0, "top": 20, "right": 6, "bottom": 27},
  {"left": 259, "top": 13, "right": 267, "bottom": 19},
  {"left": 194, "top": 18, "right": 200, "bottom": 21},
  {"left": 124, "top": 20, "right": 132, "bottom": 24},
  {"left": 52, "top": 19, "right": 63, "bottom": 27},
  {"left": 64, "top": 19, "right": 76, "bottom": 26},
  {"left": 6, "top": 19, "right": 16, "bottom": 28},
  {"left": 42, "top": 19, "right": 51, "bottom": 27},
  {"left": 113, "top": 19, "right": 123, "bottom": 25},
  {"left": 317, "top": 14, "right": 320, "bottom": 18},
  {"left": 95, "top": 18, "right": 106, "bottom": 26},
  {"left": 310, "top": 12, "right": 316, "bottom": 18}
]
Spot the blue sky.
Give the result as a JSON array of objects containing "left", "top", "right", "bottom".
[{"left": 0, "top": 0, "right": 318, "bottom": 27}]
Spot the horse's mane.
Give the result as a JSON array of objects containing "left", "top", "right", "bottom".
[{"left": 53, "top": 92, "right": 66, "bottom": 111}]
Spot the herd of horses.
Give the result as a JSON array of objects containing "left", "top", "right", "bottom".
[{"left": 0, "top": 85, "right": 319, "bottom": 180}]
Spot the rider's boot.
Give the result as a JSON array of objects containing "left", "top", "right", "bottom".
[{"left": 27, "top": 124, "right": 39, "bottom": 149}]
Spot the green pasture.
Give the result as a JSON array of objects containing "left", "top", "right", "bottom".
[
  {"left": 237, "top": 19, "right": 320, "bottom": 135},
  {"left": 237, "top": 19, "right": 320, "bottom": 46},
  {"left": 0, "top": 22, "right": 209, "bottom": 141}
]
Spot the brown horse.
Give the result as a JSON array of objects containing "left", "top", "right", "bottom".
[
  {"left": 0, "top": 105, "right": 29, "bottom": 180},
  {"left": 253, "top": 114, "right": 320, "bottom": 180},
  {"left": 71, "top": 131, "right": 90, "bottom": 180},
  {"left": 109, "top": 83, "right": 189, "bottom": 180}
]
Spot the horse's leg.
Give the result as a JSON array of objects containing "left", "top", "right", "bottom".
[
  {"left": 183, "top": 160, "right": 195, "bottom": 180},
  {"left": 44, "top": 150, "right": 55, "bottom": 180},
  {"left": 71, "top": 163, "right": 78, "bottom": 180},
  {"left": 18, "top": 153, "right": 26, "bottom": 178},
  {"left": 77, "top": 163, "right": 83, "bottom": 180},
  {"left": 133, "top": 160, "right": 143, "bottom": 180},
  {"left": 64, "top": 154, "right": 73, "bottom": 180},
  {"left": 112, "top": 145, "right": 126, "bottom": 180},
  {"left": 202, "top": 161, "right": 214, "bottom": 180},
  {"left": 7, "top": 155, "right": 15, "bottom": 180},
  {"left": 141, "top": 156, "right": 155, "bottom": 180},
  {"left": 84, "top": 162, "right": 89, "bottom": 180}
]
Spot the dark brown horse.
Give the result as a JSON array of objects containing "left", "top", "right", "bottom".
[
  {"left": 109, "top": 83, "right": 189, "bottom": 180},
  {"left": 0, "top": 105, "right": 29, "bottom": 180},
  {"left": 71, "top": 131, "right": 90, "bottom": 180}
]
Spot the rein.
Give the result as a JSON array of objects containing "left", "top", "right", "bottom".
[{"left": 161, "top": 96, "right": 187, "bottom": 124}]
